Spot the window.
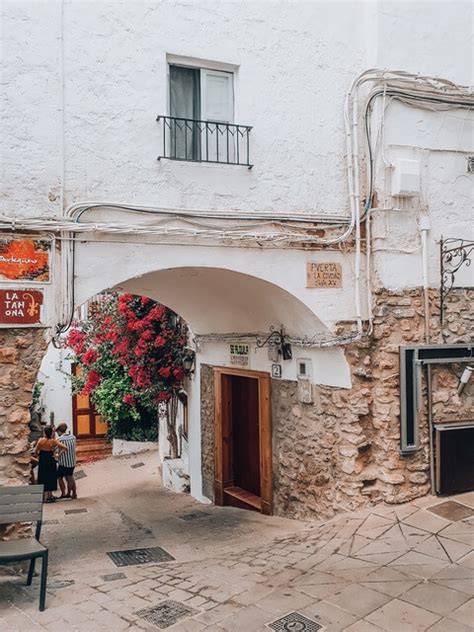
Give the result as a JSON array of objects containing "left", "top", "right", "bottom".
[{"left": 169, "top": 64, "right": 234, "bottom": 162}]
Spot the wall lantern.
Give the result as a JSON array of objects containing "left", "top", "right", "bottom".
[
  {"left": 457, "top": 366, "right": 473, "bottom": 395},
  {"left": 257, "top": 325, "right": 292, "bottom": 361},
  {"left": 182, "top": 347, "right": 196, "bottom": 376}
]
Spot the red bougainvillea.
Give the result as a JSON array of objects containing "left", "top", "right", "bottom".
[{"left": 66, "top": 293, "right": 188, "bottom": 443}]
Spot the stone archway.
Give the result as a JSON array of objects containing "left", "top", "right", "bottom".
[{"left": 0, "top": 261, "right": 354, "bottom": 523}]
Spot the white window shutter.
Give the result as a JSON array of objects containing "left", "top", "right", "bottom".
[
  {"left": 201, "top": 70, "right": 234, "bottom": 162},
  {"left": 201, "top": 69, "right": 234, "bottom": 123}
]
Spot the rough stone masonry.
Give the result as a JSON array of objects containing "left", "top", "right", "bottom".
[
  {"left": 0, "top": 288, "right": 472, "bottom": 526},
  {"left": 201, "top": 287, "right": 473, "bottom": 520},
  {"left": 0, "top": 328, "right": 47, "bottom": 537}
]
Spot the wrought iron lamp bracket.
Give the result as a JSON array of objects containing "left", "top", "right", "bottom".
[
  {"left": 440, "top": 237, "right": 474, "bottom": 324},
  {"left": 256, "top": 325, "right": 285, "bottom": 349},
  {"left": 256, "top": 325, "right": 292, "bottom": 360}
]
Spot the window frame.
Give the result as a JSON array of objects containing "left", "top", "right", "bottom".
[{"left": 167, "top": 63, "right": 234, "bottom": 124}]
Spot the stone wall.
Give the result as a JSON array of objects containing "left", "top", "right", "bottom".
[
  {"left": 366, "top": 287, "right": 473, "bottom": 505},
  {"left": 0, "top": 328, "right": 48, "bottom": 538},
  {"left": 200, "top": 288, "right": 473, "bottom": 521},
  {"left": 200, "top": 364, "right": 215, "bottom": 502}
]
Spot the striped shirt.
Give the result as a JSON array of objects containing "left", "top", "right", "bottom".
[{"left": 57, "top": 433, "right": 77, "bottom": 468}]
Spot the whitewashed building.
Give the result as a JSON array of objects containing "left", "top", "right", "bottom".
[{"left": 0, "top": 0, "right": 473, "bottom": 520}]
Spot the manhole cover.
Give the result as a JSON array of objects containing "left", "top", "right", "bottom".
[
  {"left": 135, "top": 600, "right": 195, "bottom": 629},
  {"left": 131, "top": 462, "right": 145, "bottom": 469},
  {"left": 179, "top": 511, "right": 210, "bottom": 521},
  {"left": 107, "top": 546, "right": 175, "bottom": 567},
  {"left": 427, "top": 501, "right": 474, "bottom": 521},
  {"left": 267, "top": 612, "right": 325, "bottom": 632},
  {"left": 101, "top": 572, "right": 127, "bottom": 582},
  {"left": 49, "top": 579, "right": 75, "bottom": 589},
  {"left": 74, "top": 470, "right": 87, "bottom": 480},
  {"left": 64, "top": 508, "right": 88, "bottom": 515}
]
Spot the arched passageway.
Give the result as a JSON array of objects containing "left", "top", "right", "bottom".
[{"left": 2, "top": 261, "right": 354, "bottom": 522}]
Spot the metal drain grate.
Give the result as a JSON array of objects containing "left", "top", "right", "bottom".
[
  {"left": 267, "top": 612, "right": 325, "bottom": 631},
  {"left": 135, "top": 600, "right": 195, "bottom": 629},
  {"left": 74, "top": 470, "right": 87, "bottom": 480},
  {"left": 64, "top": 508, "right": 88, "bottom": 515},
  {"left": 43, "top": 519, "right": 59, "bottom": 525},
  {"left": 101, "top": 572, "right": 127, "bottom": 582},
  {"left": 131, "top": 462, "right": 145, "bottom": 469},
  {"left": 179, "top": 511, "right": 210, "bottom": 521},
  {"left": 107, "top": 546, "right": 175, "bottom": 567}
]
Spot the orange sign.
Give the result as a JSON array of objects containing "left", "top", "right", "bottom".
[
  {"left": 0, "top": 289, "right": 44, "bottom": 325},
  {"left": 0, "top": 238, "right": 51, "bottom": 282}
]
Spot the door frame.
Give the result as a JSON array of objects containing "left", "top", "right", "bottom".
[
  {"left": 71, "top": 364, "right": 106, "bottom": 439},
  {"left": 213, "top": 366, "right": 272, "bottom": 515}
]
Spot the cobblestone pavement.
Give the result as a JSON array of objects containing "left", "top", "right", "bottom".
[{"left": 1, "top": 452, "right": 473, "bottom": 631}]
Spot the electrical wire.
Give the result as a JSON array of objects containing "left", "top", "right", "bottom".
[
  {"left": 3, "top": 69, "right": 472, "bottom": 349},
  {"left": 362, "top": 89, "right": 474, "bottom": 221}
]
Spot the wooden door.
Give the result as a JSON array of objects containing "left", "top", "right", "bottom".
[
  {"left": 231, "top": 376, "right": 260, "bottom": 496},
  {"left": 214, "top": 367, "right": 272, "bottom": 514},
  {"left": 72, "top": 365, "right": 108, "bottom": 438}
]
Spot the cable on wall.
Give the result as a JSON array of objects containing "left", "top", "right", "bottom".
[{"left": 2, "top": 70, "right": 472, "bottom": 348}]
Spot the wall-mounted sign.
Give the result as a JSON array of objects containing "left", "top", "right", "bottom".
[
  {"left": 0, "top": 238, "right": 51, "bottom": 282},
  {"left": 229, "top": 342, "right": 250, "bottom": 367},
  {"left": 306, "top": 262, "right": 342, "bottom": 288},
  {"left": 271, "top": 364, "right": 282, "bottom": 378},
  {"left": 0, "top": 289, "right": 44, "bottom": 325}
]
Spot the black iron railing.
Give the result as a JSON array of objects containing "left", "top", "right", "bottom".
[{"left": 156, "top": 115, "right": 252, "bottom": 168}]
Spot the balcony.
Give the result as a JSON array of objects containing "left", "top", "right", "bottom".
[{"left": 156, "top": 115, "right": 252, "bottom": 168}]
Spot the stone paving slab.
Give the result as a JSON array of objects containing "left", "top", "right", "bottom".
[{"left": 0, "top": 452, "right": 473, "bottom": 631}]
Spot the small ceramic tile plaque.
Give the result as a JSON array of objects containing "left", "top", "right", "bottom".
[{"left": 306, "top": 262, "right": 342, "bottom": 288}]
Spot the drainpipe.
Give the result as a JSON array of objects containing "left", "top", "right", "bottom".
[
  {"left": 419, "top": 215, "right": 431, "bottom": 344},
  {"left": 419, "top": 215, "right": 435, "bottom": 491}
]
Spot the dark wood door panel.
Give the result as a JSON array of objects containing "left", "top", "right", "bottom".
[{"left": 231, "top": 376, "right": 260, "bottom": 496}]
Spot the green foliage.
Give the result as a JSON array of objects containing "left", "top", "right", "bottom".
[
  {"left": 107, "top": 406, "right": 158, "bottom": 442},
  {"left": 66, "top": 293, "right": 186, "bottom": 443},
  {"left": 32, "top": 381, "right": 44, "bottom": 408}
]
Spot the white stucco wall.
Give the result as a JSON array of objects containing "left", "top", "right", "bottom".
[
  {"left": 370, "top": 100, "right": 474, "bottom": 290},
  {"left": 2, "top": 0, "right": 472, "bottom": 506},
  {"left": 1, "top": 0, "right": 471, "bottom": 302},
  {"left": 1, "top": 2, "right": 470, "bottom": 215},
  {"left": 75, "top": 242, "right": 364, "bottom": 333},
  {"left": 37, "top": 341, "right": 73, "bottom": 431}
]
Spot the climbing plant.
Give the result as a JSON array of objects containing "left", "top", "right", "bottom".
[{"left": 66, "top": 293, "right": 187, "bottom": 451}]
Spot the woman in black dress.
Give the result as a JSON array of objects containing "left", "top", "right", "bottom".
[{"left": 35, "top": 426, "right": 67, "bottom": 502}]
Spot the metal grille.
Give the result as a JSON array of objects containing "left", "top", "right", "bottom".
[
  {"left": 179, "top": 511, "right": 210, "bottom": 521},
  {"left": 107, "top": 546, "right": 175, "bottom": 567},
  {"left": 64, "top": 508, "right": 88, "bottom": 515},
  {"left": 135, "top": 600, "right": 195, "bottom": 629},
  {"left": 74, "top": 470, "right": 87, "bottom": 480},
  {"left": 157, "top": 115, "right": 252, "bottom": 168},
  {"left": 267, "top": 612, "right": 325, "bottom": 632},
  {"left": 130, "top": 462, "right": 145, "bottom": 469}
]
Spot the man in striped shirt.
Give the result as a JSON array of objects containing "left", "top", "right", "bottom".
[{"left": 56, "top": 423, "right": 77, "bottom": 499}]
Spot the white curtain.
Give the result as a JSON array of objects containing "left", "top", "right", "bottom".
[{"left": 170, "top": 66, "right": 200, "bottom": 160}]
